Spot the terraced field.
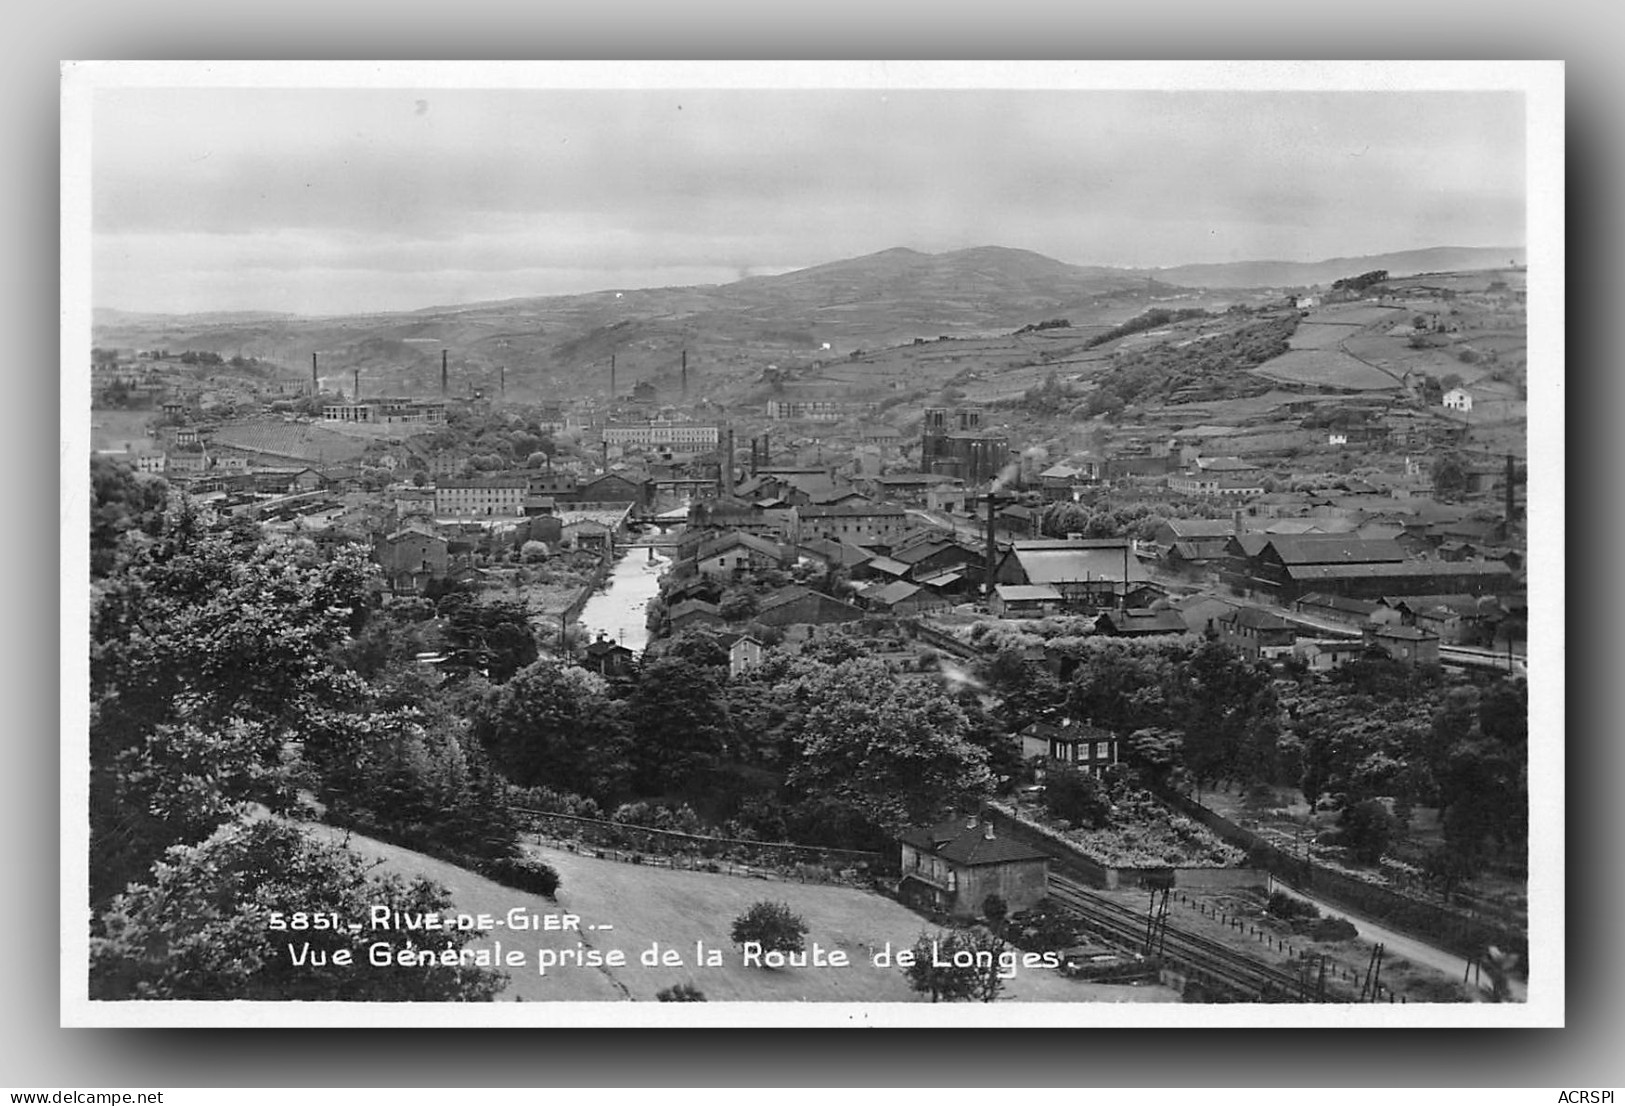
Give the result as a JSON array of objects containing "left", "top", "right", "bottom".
[{"left": 1251, "top": 349, "right": 1402, "bottom": 391}]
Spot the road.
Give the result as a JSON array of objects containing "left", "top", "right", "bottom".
[{"left": 1265, "top": 875, "right": 1526, "bottom": 1001}]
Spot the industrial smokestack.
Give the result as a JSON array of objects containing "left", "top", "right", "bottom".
[
  {"left": 442, "top": 349, "right": 448, "bottom": 396},
  {"left": 725, "top": 426, "right": 734, "bottom": 493},
  {"left": 984, "top": 493, "right": 999, "bottom": 599},
  {"left": 311, "top": 352, "right": 318, "bottom": 391},
  {"left": 681, "top": 349, "right": 688, "bottom": 398},
  {"left": 499, "top": 365, "right": 505, "bottom": 398},
  {"left": 353, "top": 369, "right": 360, "bottom": 400}
]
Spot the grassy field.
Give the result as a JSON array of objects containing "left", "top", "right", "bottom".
[
  {"left": 89, "top": 408, "right": 159, "bottom": 454},
  {"left": 1304, "top": 305, "right": 1402, "bottom": 327},
  {"left": 1288, "top": 323, "right": 1364, "bottom": 350},
  {"left": 1251, "top": 349, "right": 1402, "bottom": 391},
  {"left": 316, "top": 824, "right": 1180, "bottom": 1004}
]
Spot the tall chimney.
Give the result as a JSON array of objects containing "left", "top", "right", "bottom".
[
  {"left": 601, "top": 438, "right": 609, "bottom": 473},
  {"left": 499, "top": 365, "right": 505, "bottom": 398},
  {"left": 441, "top": 349, "right": 448, "bottom": 396},
  {"left": 311, "top": 352, "right": 318, "bottom": 392},
  {"left": 352, "top": 368, "right": 360, "bottom": 400},
  {"left": 681, "top": 349, "right": 688, "bottom": 398},
  {"left": 984, "top": 492, "right": 998, "bottom": 599},
  {"left": 725, "top": 426, "right": 734, "bottom": 493}
]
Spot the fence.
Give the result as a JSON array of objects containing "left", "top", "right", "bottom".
[
  {"left": 1155, "top": 787, "right": 1520, "bottom": 961},
  {"left": 510, "top": 807, "right": 892, "bottom": 881},
  {"left": 557, "top": 552, "right": 616, "bottom": 630}
]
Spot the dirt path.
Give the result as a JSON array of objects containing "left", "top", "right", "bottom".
[{"left": 1267, "top": 878, "right": 1525, "bottom": 1002}]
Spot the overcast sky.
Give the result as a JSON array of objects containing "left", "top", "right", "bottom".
[{"left": 88, "top": 76, "right": 1528, "bottom": 316}]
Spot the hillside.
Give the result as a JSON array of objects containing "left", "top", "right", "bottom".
[
  {"left": 1146, "top": 247, "right": 1526, "bottom": 291},
  {"left": 89, "top": 244, "right": 1523, "bottom": 405},
  {"left": 309, "top": 823, "right": 1178, "bottom": 1004}
]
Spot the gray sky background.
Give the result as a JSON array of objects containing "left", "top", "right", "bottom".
[{"left": 91, "top": 85, "right": 1526, "bottom": 316}]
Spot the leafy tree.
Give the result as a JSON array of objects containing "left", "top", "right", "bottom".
[
  {"left": 977, "top": 646, "right": 1064, "bottom": 733},
  {"left": 1179, "top": 641, "right": 1280, "bottom": 788},
  {"left": 473, "top": 660, "right": 632, "bottom": 800},
  {"left": 1338, "top": 799, "right": 1395, "bottom": 864},
  {"left": 1065, "top": 640, "right": 1182, "bottom": 738},
  {"left": 90, "top": 505, "right": 374, "bottom": 904},
  {"left": 903, "top": 928, "right": 1007, "bottom": 1003},
  {"left": 730, "top": 901, "right": 808, "bottom": 960},
  {"left": 1041, "top": 760, "right": 1113, "bottom": 828},
  {"left": 90, "top": 819, "right": 505, "bottom": 1001},
  {"left": 623, "top": 655, "right": 734, "bottom": 794},
  {"left": 780, "top": 659, "right": 992, "bottom": 836},
  {"left": 438, "top": 595, "right": 539, "bottom": 682},
  {"left": 718, "top": 590, "right": 760, "bottom": 623},
  {"left": 90, "top": 457, "right": 169, "bottom": 578},
  {"left": 1431, "top": 454, "right": 1468, "bottom": 501}
]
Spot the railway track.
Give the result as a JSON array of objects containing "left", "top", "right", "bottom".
[{"left": 1048, "top": 875, "right": 1331, "bottom": 1003}]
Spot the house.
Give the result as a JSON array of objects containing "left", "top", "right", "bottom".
[
  {"left": 989, "top": 584, "right": 1063, "bottom": 619},
  {"left": 1442, "top": 387, "right": 1473, "bottom": 412},
  {"left": 1363, "top": 623, "right": 1442, "bottom": 666},
  {"left": 435, "top": 476, "right": 529, "bottom": 518},
  {"left": 581, "top": 635, "right": 636, "bottom": 677},
  {"left": 1294, "top": 592, "right": 1389, "bottom": 627},
  {"left": 694, "top": 532, "right": 786, "bottom": 580},
  {"left": 794, "top": 538, "right": 874, "bottom": 574},
  {"left": 372, "top": 523, "right": 449, "bottom": 594},
  {"left": 1093, "top": 608, "right": 1190, "bottom": 638},
  {"left": 1293, "top": 638, "right": 1371, "bottom": 673},
  {"left": 753, "top": 586, "right": 866, "bottom": 630},
  {"left": 1216, "top": 606, "right": 1297, "bottom": 661},
  {"left": 890, "top": 537, "right": 984, "bottom": 582},
  {"left": 561, "top": 517, "right": 615, "bottom": 553},
  {"left": 794, "top": 502, "right": 911, "bottom": 547},
  {"left": 865, "top": 580, "right": 949, "bottom": 617},
  {"left": 898, "top": 814, "right": 1050, "bottom": 920},
  {"left": 717, "top": 633, "right": 765, "bottom": 679},
  {"left": 667, "top": 599, "right": 725, "bottom": 633},
  {"left": 1019, "top": 719, "right": 1117, "bottom": 774}
]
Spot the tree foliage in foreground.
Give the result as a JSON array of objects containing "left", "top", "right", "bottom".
[
  {"left": 903, "top": 928, "right": 1007, "bottom": 1003},
  {"left": 90, "top": 819, "right": 504, "bottom": 1001},
  {"left": 89, "top": 502, "right": 376, "bottom": 905},
  {"left": 778, "top": 658, "right": 992, "bottom": 837}
]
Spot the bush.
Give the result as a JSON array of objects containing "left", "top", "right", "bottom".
[
  {"left": 1266, "top": 891, "right": 1319, "bottom": 921},
  {"left": 1005, "top": 902, "right": 1084, "bottom": 954},
  {"left": 1306, "top": 916, "right": 1358, "bottom": 942},
  {"left": 730, "top": 901, "right": 808, "bottom": 958},
  {"left": 656, "top": 982, "right": 707, "bottom": 1002},
  {"left": 480, "top": 856, "right": 561, "bottom": 899}
]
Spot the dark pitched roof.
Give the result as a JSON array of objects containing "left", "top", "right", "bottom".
[
  {"left": 1265, "top": 535, "right": 1407, "bottom": 565},
  {"left": 1163, "top": 518, "right": 1236, "bottom": 539},
  {"left": 900, "top": 816, "right": 1050, "bottom": 867},
  {"left": 1220, "top": 607, "right": 1295, "bottom": 631},
  {"left": 1096, "top": 608, "right": 1190, "bottom": 635}
]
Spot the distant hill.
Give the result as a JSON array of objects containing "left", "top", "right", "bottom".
[
  {"left": 1144, "top": 247, "right": 1527, "bottom": 290},
  {"left": 88, "top": 244, "right": 1523, "bottom": 402}
]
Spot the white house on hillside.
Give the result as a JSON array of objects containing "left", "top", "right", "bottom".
[{"left": 1442, "top": 387, "right": 1474, "bottom": 412}]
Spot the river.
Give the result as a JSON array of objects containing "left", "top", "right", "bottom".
[{"left": 575, "top": 545, "right": 670, "bottom": 654}]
